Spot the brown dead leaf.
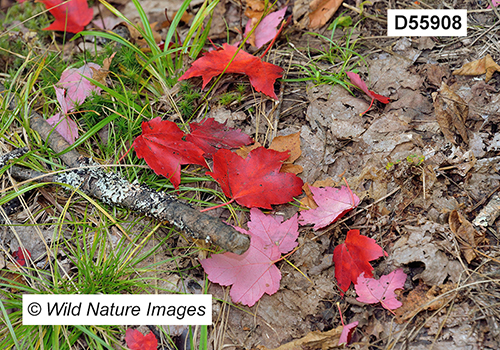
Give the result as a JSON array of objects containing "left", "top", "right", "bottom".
[
  {"left": 432, "top": 82, "right": 469, "bottom": 145},
  {"left": 312, "top": 178, "right": 337, "bottom": 188},
  {"left": 269, "top": 132, "right": 303, "bottom": 174},
  {"left": 90, "top": 52, "right": 116, "bottom": 86},
  {"left": 395, "top": 282, "right": 456, "bottom": 323},
  {"left": 449, "top": 210, "right": 482, "bottom": 263},
  {"left": 162, "top": 9, "right": 194, "bottom": 28},
  {"left": 309, "top": 0, "right": 344, "bottom": 29},
  {"left": 244, "top": 0, "right": 266, "bottom": 46},
  {"left": 256, "top": 326, "right": 343, "bottom": 350},
  {"left": 452, "top": 54, "right": 500, "bottom": 83},
  {"left": 235, "top": 142, "right": 262, "bottom": 158},
  {"left": 300, "top": 183, "right": 318, "bottom": 210},
  {"left": 123, "top": 21, "right": 162, "bottom": 47},
  {"left": 423, "top": 64, "right": 449, "bottom": 87}
]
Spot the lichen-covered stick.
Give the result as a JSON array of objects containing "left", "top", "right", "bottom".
[{"left": 3, "top": 87, "right": 250, "bottom": 254}]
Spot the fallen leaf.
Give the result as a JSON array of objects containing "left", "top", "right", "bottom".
[
  {"left": 245, "top": 7, "right": 287, "bottom": 49},
  {"left": 247, "top": 208, "right": 299, "bottom": 254},
  {"left": 185, "top": 118, "right": 253, "bottom": 157},
  {"left": 235, "top": 142, "right": 262, "bottom": 158},
  {"left": 452, "top": 54, "right": 500, "bottom": 83},
  {"left": 449, "top": 210, "right": 482, "bottom": 263},
  {"left": 46, "top": 87, "right": 79, "bottom": 144},
  {"left": 355, "top": 269, "right": 407, "bottom": 310},
  {"left": 269, "top": 132, "right": 303, "bottom": 174},
  {"left": 309, "top": 0, "right": 344, "bottom": 29},
  {"left": 333, "top": 229, "right": 387, "bottom": 293},
  {"left": 90, "top": 52, "right": 116, "bottom": 86},
  {"left": 133, "top": 117, "right": 207, "bottom": 189},
  {"left": 300, "top": 183, "right": 318, "bottom": 211},
  {"left": 12, "top": 247, "right": 31, "bottom": 267},
  {"left": 256, "top": 326, "right": 343, "bottom": 350},
  {"left": 39, "top": 0, "right": 93, "bottom": 34},
  {"left": 347, "top": 72, "right": 390, "bottom": 104},
  {"left": 125, "top": 329, "right": 157, "bottom": 350},
  {"left": 487, "top": 0, "right": 500, "bottom": 8},
  {"left": 178, "top": 43, "right": 283, "bottom": 99},
  {"left": 299, "top": 186, "right": 360, "bottom": 230},
  {"left": 58, "top": 63, "right": 102, "bottom": 109},
  {"left": 432, "top": 82, "right": 469, "bottom": 145},
  {"left": 339, "top": 321, "right": 358, "bottom": 346},
  {"left": 207, "top": 147, "right": 303, "bottom": 209}
]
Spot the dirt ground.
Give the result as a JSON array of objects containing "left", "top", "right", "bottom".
[{"left": 2, "top": 0, "right": 500, "bottom": 349}]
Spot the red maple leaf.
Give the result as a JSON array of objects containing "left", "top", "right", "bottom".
[
  {"left": 339, "top": 321, "right": 358, "bottom": 346},
  {"left": 207, "top": 147, "right": 303, "bottom": 209},
  {"left": 299, "top": 186, "right": 360, "bottom": 230},
  {"left": 333, "top": 229, "right": 387, "bottom": 293},
  {"left": 39, "top": 0, "right": 93, "bottom": 34},
  {"left": 12, "top": 247, "right": 31, "bottom": 267},
  {"left": 178, "top": 43, "right": 283, "bottom": 99},
  {"left": 355, "top": 269, "right": 406, "bottom": 310},
  {"left": 201, "top": 209, "right": 298, "bottom": 306},
  {"left": 133, "top": 117, "right": 207, "bottom": 189},
  {"left": 186, "top": 118, "right": 253, "bottom": 157},
  {"left": 125, "top": 329, "right": 157, "bottom": 350},
  {"left": 346, "top": 72, "right": 390, "bottom": 104}
]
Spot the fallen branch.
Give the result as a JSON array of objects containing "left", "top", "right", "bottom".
[{"left": 3, "top": 88, "right": 250, "bottom": 255}]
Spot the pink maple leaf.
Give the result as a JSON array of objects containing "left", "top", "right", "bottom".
[
  {"left": 245, "top": 7, "right": 287, "bottom": 49},
  {"left": 46, "top": 87, "right": 79, "bottom": 144},
  {"left": 346, "top": 72, "right": 390, "bottom": 104},
  {"left": 247, "top": 208, "right": 298, "bottom": 254},
  {"left": 201, "top": 209, "right": 299, "bottom": 306},
  {"left": 299, "top": 186, "right": 360, "bottom": 230},
  {"left": 487, "top": 0, "right": 500, "bottom": 8},
  {"left": 355, "top": 269, "right": 407, "bottom": 310},
  {"left": 339, "top": 321, "right": 358, "bottom": 346},
  {"left": 58, "top": 63, "right": 101, "bottom": 109}
]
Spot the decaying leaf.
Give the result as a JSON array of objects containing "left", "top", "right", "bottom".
[
  {"left": 89, "top": 52, "right": 116, "bottom": 86},
  {"left": 449, "top": 210, "right": 483, "bottom": 263},
  {"left": 309, "top": 0, "right": 344, "bottom": 29},
  {"left": 432, "top": 82, "right": 469, "bottom": 145},
  {"left": 122, "top": 21, "right": 162, "bottom": 47},
  {"left": 452, "top": 54, "right": 500, "bottom": 83},
  {"left": 256, "top": 326, "right": 343, "bottom": 350},
  {"left": 269, "top": 132, "right": 303, "bottom": 174}
]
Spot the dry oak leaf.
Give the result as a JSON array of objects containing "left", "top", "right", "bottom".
[
  {"left": 269, "top": 132, "right": 303, "bottom": 174},
  {"left": 432, "top": 82, "right": 469, "bottom": 145},
  {"left": 256, "top": 326, "right": 343, "bottom": 350},
  {"left": 185, "top": 118, "right": 253, "bottom": 157},
  {"left": 133, "top": 117, "right": 207, "bottom": 189},
  {"left": 333, "top": 229, "right": 387, "bottom": 293},
  {"left": 178, "top": 43, "right": 283, "bottom": 99},
  {"left": 355, "top": 269, "right": 407, "bottom": 310},
  {"left": 208, "top": 147, "right": 303, "bottom": 209},
  {"left": 299, "top": 185, "right": 360, "bottom": 230},
  {"left": 452, "top": 54, "right": 500, "bottom": 83},
  {"left": 235, "top": 141, "right": 262, "bottom": 158},
  {"left": 449, "top": 210, "right": 482, "bottom": 263},
  {"left": 39, "top": 0, "right": 93, "bottom": 33},
  {"left": 309, "top": 0, "right": 344, "bottom": 29},
  {"left": 125, "top": 329, "right": 157, "bottom": 350}
]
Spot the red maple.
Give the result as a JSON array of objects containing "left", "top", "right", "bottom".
[
  {"left": 12, "top": 247, "right": 31, "bottom": 267},
  {"left": 355, "top": 269, "right": 406, "bottom": 310},
  {"left": 333, "top": 229, "right": 387, "bottom": 293},
  {"left": 125, "top": 329, "right": 157, "bottom": 350},
  {"left": 133, "top": 117, "right": 207, "bottom": 189},
  {"left": 39, "top": 0, "right": 93, "bottom": 34},
  {"left": 179, "top": 43, "right": 283, "bottom": 99},
  {"left": 347, "top": 72, "right": 390, "bottom": 104},
  {"left": 186, "top": 118, "right": 253, "bottom": 157},
  {"left": 207, "top": 147, "right": 303, "bottom": 209}
]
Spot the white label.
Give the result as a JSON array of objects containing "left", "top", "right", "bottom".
[
  {"left": 387, "top": 9, "right": 467, "bottom": 37},
  {"left": 23, "top": 294, "right": 212, "bottom": 325}
]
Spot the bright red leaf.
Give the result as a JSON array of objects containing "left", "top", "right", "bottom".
[
  {"left": 207, "top": 147, "right": 303, "bottom": 209},
  {"left": 133, "top": 117, "right": 207, "bottom": 189},
  {"left": 333, "top": 229, "right": 387, "bottom": 293},
  {"left": 347, "top": 72, "right": 390, "bottom": 104},
  {"left": 39, "top": 0, "right": 93, "bottom": 34},
  {"left": 355, "top": 269, "right": 407, "bottom": 310},
  {"left": 12, "top": 247, "right": 31, "bottom": 267},
  {"left": 178, "top": 43, "right": 283, "bottom": 99},
  {"left": 201, "top": 209, "right": 298, "bottom": 306},
  {"left": 186, "top": 118, "right": 253, "bottom": 157},
  {"left": 299, "top": 186, "right": 359, "bottom": 230},
  {"left": 125, "top": 329, "right": 157, "bottom": 350},
  {"left": 339, "top": 321, "right": 358, "bottom": 346}
]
